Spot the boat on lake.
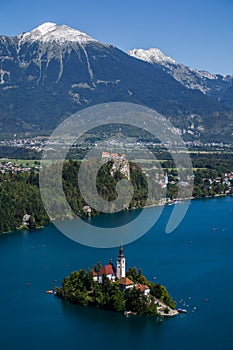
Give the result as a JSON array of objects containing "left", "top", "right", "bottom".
[
  {"left": 177, "top": 308, "right": 187, "bottom": 314},
  {"left": 45, "top": 290, "right": 54, "bottom": 294}
]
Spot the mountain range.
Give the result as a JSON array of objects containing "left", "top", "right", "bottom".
[
  {"left": 129, "top": 48, "right": 233, "bottom": 97},
  {"left": 0, "top": 22, "right": 232, "bottom": 142}
]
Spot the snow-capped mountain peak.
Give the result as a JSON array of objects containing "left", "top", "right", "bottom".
[
  {"left": 19, "top": 22, "right": 97, "bottom": 44},
  {"left": 128, "top": 47, "right": 232, "bottom": 95},
  {"left": 30, "top": 22, "right": 57, "bottom": 37},
  {"left": 14, "top": 23, "right": 102, "bottom": 84},
  {"left": 128, "top": 48, "right": 176, "bottom": 65}
]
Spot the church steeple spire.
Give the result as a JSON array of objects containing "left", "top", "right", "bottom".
[
  {"left": 118, "top": 242, "right": 124, "bottom": 258},
  {"left": 116, "top": 242, "right": 126, "bottom": 279}
]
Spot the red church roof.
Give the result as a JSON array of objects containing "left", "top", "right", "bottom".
[
  {"left": 98, "top": 264, "right": 115, "bottom": 275},
  {"left": 118, "top": 277, "right": 134, "bottom": 286}
]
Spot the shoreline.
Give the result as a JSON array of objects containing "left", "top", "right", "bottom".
[
  {"left": 0, "top": 194, "right": 232, "bottom": 236},
  {"left": 124, "top": 193, "right": 230, "bottom": 211}
]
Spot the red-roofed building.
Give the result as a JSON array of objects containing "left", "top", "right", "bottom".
[
  {"left": 136, "top": 284, "right": 150, "bottom": 296},
  {"left": 92, "top": 244, "right": 126, "bottom": 284},
  {"left": 91, "top": 245, "right": 151, "bottom": 298},
  {"left": 98, "top": 264, "right": 115, "bottom": 275},
  {"left": 97, "top": 261, "right": 116, "bottom": 283},
  {"left": 118, "top": 277, "right": 134, "bottom": 291},
  {"left": 102, "top": 152, "right": 111, "bottom": 159},
  {"left": 110, "top": 153, "right": 119, "bottom": 158}
]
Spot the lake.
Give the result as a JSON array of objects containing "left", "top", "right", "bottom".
[{"left": 0, "top": 197, "right": 232, "bottom": 350}]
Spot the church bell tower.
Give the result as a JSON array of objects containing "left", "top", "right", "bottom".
[{"left": 116, "top": 243, "right": 126, "bottom": 279}]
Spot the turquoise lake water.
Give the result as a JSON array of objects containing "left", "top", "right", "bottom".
[{"left": 0, "top": 197, "right": 233, "bottom": 350}]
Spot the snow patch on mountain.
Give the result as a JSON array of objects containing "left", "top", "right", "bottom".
[
  {"left": 19, "top": 22, "right": 97, "bottom": 44},
  {"left": 194, "top": 70, "right": 218, "bottom": 80},
  {"left": 128, "top": 48, "right": 176, "bottom": 65},
  {"left": 0, "top": 69, "right": 10, "bottom": 84}
]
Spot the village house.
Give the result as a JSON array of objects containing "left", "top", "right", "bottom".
[
  {"left": 82, "top": 205, "right": 92, "bottom": 216},
  {"left": 118, "top": 277, "right": 134, "bottom": 291},
  {"left": 136, "top": 284, "right": 150, "bottom": 297}
]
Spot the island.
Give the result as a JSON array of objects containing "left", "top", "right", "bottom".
[{"left": 55, "top": 244, "right": 178, "bottom": 317}]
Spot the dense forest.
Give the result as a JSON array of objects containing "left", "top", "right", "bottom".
[
  {"left": 0, "top": 171, "right": 49, "bottom": 233},
  {"left": 55, "top": 266, "right": 175, "bottom": 316},
  {"left": 0, "top": 156, "right": 232, "bottom": 234},
  {"left": 62, "top": 159, "right": 148, "bottom": 213},
  {"left": 0, "top": 160, "right": 148, "bottom": 234}
]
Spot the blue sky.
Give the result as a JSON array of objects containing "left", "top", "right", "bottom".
[{"left": 0, "top": 0, "right": 232, "bottom": 75}]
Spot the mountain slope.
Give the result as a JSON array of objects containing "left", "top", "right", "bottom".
[
  {"left": 220, "top": 84, "right": 233, "bottom": 109},
  {"left": 128, "top": 48, "right": 233, "bottom": 98},
  {"left": 0, "top": 23, "right": 232, "bottom": 141}
]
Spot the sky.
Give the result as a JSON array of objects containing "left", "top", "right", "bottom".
[{"left": 0, "top": 0, "right": 232, "bottom": 75}]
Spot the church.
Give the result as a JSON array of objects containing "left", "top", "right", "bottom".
[
  {"left": 93, "top": 243, "right": 126, "bottom": 284},
  {"left": 92, "top": 243, "right": 150, "bottom": 296}
]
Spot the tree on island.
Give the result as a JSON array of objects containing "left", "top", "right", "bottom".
[
  {"left": 126, "top": 267, "right": 176, "bottom": 309},
  {"left": 55, "top": 265, "right": 176, "bottom": 316}
]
